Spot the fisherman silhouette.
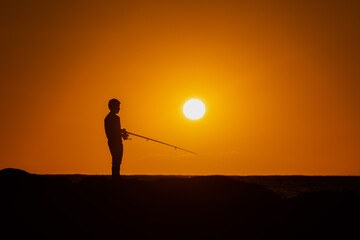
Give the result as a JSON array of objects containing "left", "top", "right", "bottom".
[{"left": 105, "top": 99, "right": 129, "bottom": 179}]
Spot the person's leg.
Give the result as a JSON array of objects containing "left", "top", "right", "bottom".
[
  {"left": 112, "top": 159, "right": 120, "bottom": 179},
  {"left": 111, "top": 143, "right": 123, "bottom": 180}
]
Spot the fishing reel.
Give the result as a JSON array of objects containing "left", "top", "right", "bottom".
[{"left": 121, "top": 129, "right": 131, "bottom": 140}]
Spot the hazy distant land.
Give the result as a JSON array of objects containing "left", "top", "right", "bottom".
[
  {"left": 1, "top": 168, "right": 359, "bottom": 239},
  {"left": 43, "top": 173, "right": 360, "bottom": 198}
]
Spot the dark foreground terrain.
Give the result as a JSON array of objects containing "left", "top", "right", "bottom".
[{"left": 1, "top": 169, "right": 359, "bottom": 239}]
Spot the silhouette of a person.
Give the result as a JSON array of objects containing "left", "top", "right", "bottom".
[{"left": 105, "top": 99, "right": 128, "bottom": 179}]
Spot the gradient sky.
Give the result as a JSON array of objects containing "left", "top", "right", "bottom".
[{"left": 1, "top": 0, "right": 359, "bottom": 175}]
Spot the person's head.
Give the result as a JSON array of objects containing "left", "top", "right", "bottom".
[{"left": 108, "top": 99, "right": 121, "bottom": 113}]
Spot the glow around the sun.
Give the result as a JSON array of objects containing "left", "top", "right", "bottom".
[{"left": 183, "top": 99, "right": 206, "bottom": 120}]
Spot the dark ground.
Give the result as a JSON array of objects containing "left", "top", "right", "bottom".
[{"left": 1, "top": 168, "right": 359, "bottom": 239}]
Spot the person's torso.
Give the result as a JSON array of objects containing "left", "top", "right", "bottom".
[{"left": 105, "top": 113, "right": 122, "bottom": 142}]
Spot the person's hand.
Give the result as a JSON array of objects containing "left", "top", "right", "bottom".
[{"left": 122, "top": 129, "right": 129, "bottom": 140}]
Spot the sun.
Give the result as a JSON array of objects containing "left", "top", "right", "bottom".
[{"left": 183, "top": 99, "right": 206, "bottom": 120}]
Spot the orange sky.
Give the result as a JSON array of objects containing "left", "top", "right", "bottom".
[{"left": 1, "top": 0, "right": 360, "bottom": 175}]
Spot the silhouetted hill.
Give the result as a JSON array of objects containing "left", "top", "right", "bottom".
[
  {"left": 0, "top": 168, "right": 33, "bottom": 178},
  {"left": 1, "top": 169, "right": 359, "bottom": 239}
]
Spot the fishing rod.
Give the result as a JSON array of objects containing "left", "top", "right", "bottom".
[{"left": 124, "top": 131, "right": 196, "bottom": 155}]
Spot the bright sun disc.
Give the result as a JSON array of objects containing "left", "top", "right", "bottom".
[{"left": 183, "top": 99, "right": 206, "bottom": 120}]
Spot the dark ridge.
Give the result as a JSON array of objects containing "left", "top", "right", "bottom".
[
  {"left": 1, "top": 169, "right": 359, "bottom": 239},
  {"left": 0, "top": 168, "right": 32, "bottom": 177}
]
